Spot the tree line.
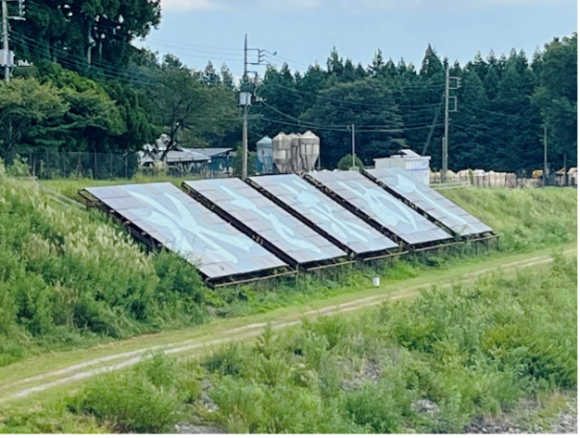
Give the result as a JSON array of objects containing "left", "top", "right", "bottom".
[{"left": 0, "top": 1, "right": 576, "bottom": 174}]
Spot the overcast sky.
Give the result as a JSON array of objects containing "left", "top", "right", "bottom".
[{"left": 138, "top": 0, "right": 577, "bottom": 75}]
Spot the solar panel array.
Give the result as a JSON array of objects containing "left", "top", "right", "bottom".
[
  {"left": 364, "top": 168, "right": 493, "bottom": 237},
  {"left": 183, "top": 178, "right": 347, "bottom": 266},
  {"left": 83, "top": 170, "right": 493, "bottom": 285},
  {"left": 249, "top": 174, "right": 399, "bottom": 256},
  {"left": 306, "top": 171, "right": 453, "bottom": 246},
  {"left": 84, "top": 183, "right": 287, "bottom": 280}
]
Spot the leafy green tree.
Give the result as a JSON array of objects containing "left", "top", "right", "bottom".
[
  {"left": 220, "top": 64, "right": 235, "bottom": 90},
  {"left": 301, "top": 78, "right": 404, "bottom": 167},
  {"left": 420, "top": 44, "right": 443, "bottom": 79},
  {"left": 12, "top": 1, "right": 161, "bottom": 69},
  {"left": 532, "top": 33, "right": 578, "bottom": 166},
  {"left": 0, "top": 78, "right": 68, "bottom": 160},
  {"left": 149, "top": 55, "right": 239, "bottom": 159},
  {"left": 337, "top": 154, "right": 363, "bottom": 170},
  {"left": 483, "top": 67, "right": 500, "bottom": 101},
  {"left": 203, "top": 61, "right": 221, "bottom": 86},
  {"left": 369, "top": 49, "right": 385, "bottom": 77}
]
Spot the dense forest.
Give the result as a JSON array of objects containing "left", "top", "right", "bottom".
[{"left": 0, "top": 0, "right": 576, "bottom": 174}]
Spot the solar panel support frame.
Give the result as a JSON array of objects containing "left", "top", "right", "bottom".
[
  {"left": 361, "top": 169, "right": 498, "bottom": 242},
  {"left": 245, "top": 178, "right": 406, "bottom": 261},
  {"left": 181, "top": 182, "right": 353, "bottom": 272},
  {"left": 302, "top": 173, "right": 458, "bottom": 253},
  {"left": 78, "top": 188, "right": 297, "bottom": 288}
]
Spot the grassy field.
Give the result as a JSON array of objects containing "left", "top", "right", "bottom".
[
  {"left": 40, "top": 174, "right": 189, "bottom": 201},
  {"left": 1, "top": 255, "right": 575, "bottom": 433},
  {"left": 1, "top": 159, "right": 577, "bottom": 368}
]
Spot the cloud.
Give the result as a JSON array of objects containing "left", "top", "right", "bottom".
[{"left": 161, "top": 0, "right": 572, "bottom": 12}]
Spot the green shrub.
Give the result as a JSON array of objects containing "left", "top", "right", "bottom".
[
  {"left": 200, "top": 256, "right": 577, "bottom": 433},
  {"left": 0, "top": 174, "right": 207, "bottom": 365},
  {"left": 69, "top": 353, "right": 185, "bottom": 433},
  {"left": 337, "top": 154, "right": 364, "bottom": 170}
]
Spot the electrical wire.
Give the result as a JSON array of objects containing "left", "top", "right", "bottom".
[
  {"left": 11, "top": 33, "right": 159, "bottom": 87},
  {"left": 267, "top": 82, "right": 446, "bottom": 110}
]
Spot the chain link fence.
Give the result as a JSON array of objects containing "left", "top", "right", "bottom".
[{"left": 18, "top": 151, "right": 231, "bottom": 180}]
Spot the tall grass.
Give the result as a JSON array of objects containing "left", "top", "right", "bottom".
[
  {"left": 0, "top": 165, "right": 207, "bottom": 366},
  {"left": 444, "top": 187, "right": 577, "bottom": 252},
  {"left": 198, "top": 255, "right": 578, "bottom": 433},
  {"left": 1, "top": 160, "right": 577, "bottom": 366},
  {"left": 4, "top": 256, "right": 574, "bottom": 433}
]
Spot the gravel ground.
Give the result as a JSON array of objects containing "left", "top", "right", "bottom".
[{"left": 463, "top": 396, "right": 577, "bottom": 434}]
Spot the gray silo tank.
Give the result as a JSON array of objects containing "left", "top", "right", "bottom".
[
  {"left": 257, "top": 136, "right": 273, "bottom": 174},
  {"left": 299, "top": 130, "right": 320, "bottom": 172},
  {"left": 272, "top": 133, "right": 292, "bottom": 174},
  {"left": 289, "top": 133, "right": 303, "bottom": 173}
]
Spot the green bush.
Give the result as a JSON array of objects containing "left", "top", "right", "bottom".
[
  {"left": 200, "top": 256, "right": 577, "bottom": 433},
  {"left": 0, "top": 171, "right": 207, "bottom": 365},
  {"left": 69, "top": 353, "right": 185, "bottom": 433},
  {"left": 337, "top": 154, "right": 364, "bottom": 170}
]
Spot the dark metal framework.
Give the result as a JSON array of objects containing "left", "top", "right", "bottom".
[
  {"left": 78, "top": 189, "right": 296, "bottom": 288},
  {"left": 181, "top": 183, "right": 353, "bottom": 272},
  {"left": 302, "top": 174, "right": 460, "bottom": 253}
]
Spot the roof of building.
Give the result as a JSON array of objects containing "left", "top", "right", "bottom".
[
  {"left": 140, "top": 149, "right": 210, "bottom": 165},
  {"left": 183, "top": 148, "right": 234, "bottom": 158}
]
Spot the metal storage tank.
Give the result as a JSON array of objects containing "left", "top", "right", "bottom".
[
  {"left": 257, "top": 136, "right": 274, "bottom": 174},
  {"left": 288, "top": 133, "right": 302, "bottom": 173},
  {"left": 272, "top": 133, "right": 292, "bottom": 174},
  {"left": 299, "top": 130, "right": 320, "bottom": 172}
]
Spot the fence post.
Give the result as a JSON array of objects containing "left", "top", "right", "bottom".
[{"left": 125, "top": 154, "right": 128, "bottom": 179}]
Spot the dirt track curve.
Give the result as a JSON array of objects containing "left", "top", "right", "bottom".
[{"left": 0, "top": 248, "right": 576, "bottom": 405}]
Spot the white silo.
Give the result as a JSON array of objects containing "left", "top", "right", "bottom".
[
  {"left": 257, "top": 136, "right": 274, "bottom": 174},
  {"left": 299, "top": 130, "right": 320, "bottom": 172},
  {"left": 288, "top": 133, "right": 303, "bottom": 173},
  {"left": 272, "top": 133, "right": 292, "bottom": 174}
]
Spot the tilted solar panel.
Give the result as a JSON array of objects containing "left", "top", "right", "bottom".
[
  {"left": 183, "top": 178, "right": 347, "bottom": 266},
  {"left": 306, "top": 171, "right": 453, "bottom": 246},
  {"left": 364, "top": 168, "right": 493, "bottom": 236},
  {"left": 84, "top": 183, "right": 287, "bottom": 280},
  {"left": 249, "top": 174, "right": 399, "bottom": 256}
]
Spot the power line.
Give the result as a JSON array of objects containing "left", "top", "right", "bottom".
[
  {"left": 11, "top": 33, "right": 159, "bottom": 86},
  {"left": 267, "top": 82, "right": 445, "bottom": 110}
]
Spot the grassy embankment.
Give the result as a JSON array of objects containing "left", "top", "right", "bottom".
[
  {"left": 0, "top": 159, "right": 577, "bottom": 367},
  {"left": 1, "top": 255, "right": 576, "bottom": 433}
]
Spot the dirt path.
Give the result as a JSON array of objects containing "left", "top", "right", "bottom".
[{"left": 0, "top": 247, "right": 576, "bottom": 406}]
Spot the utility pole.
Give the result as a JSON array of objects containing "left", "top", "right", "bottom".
[
  {"left": 1, "top": 1, "right": 25, "bottom": 83},
  {"left": 240, "top": 34, "right": 267, "bottom": 180},
  {"left": 242, "top": 34, "right": 248, "bottom": 180},
  {"left": 2, "top": 1, "right": 9, "bottom": 82},
  {"left": 564, "top": 153, "right": 567, "bottom": 187},
  {"left": 441, "top": 63, "right": 460, "bottom": 183},
  {"left": 351, "top": 124, "right": 356, "bottom": 168},
  {"left": 543, "top": 125, "right": 548, "bottom": 187}
]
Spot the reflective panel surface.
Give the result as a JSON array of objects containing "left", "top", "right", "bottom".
[
  {"left": 86, "top": 183, "right": 286, "bottom": 279},
  {"left": 184, "top": 179, "right": 347, "bottom": 264},
  {"left": 250, "top": 174, "right": 398, "bottom": 254},
  {"left": 307, "top": 171, "right": 452, "bottom": 245},
  {"left": 365, "top": 168, "right": 492, "bottom": 236}
]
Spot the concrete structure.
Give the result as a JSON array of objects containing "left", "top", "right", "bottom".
[{"left": 374, "top": 149, "right": 431, "bottom": 185}]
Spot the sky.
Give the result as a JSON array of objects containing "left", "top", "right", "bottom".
[{"left": 137, "top": 0, "right": 578, "bottom": 76}]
